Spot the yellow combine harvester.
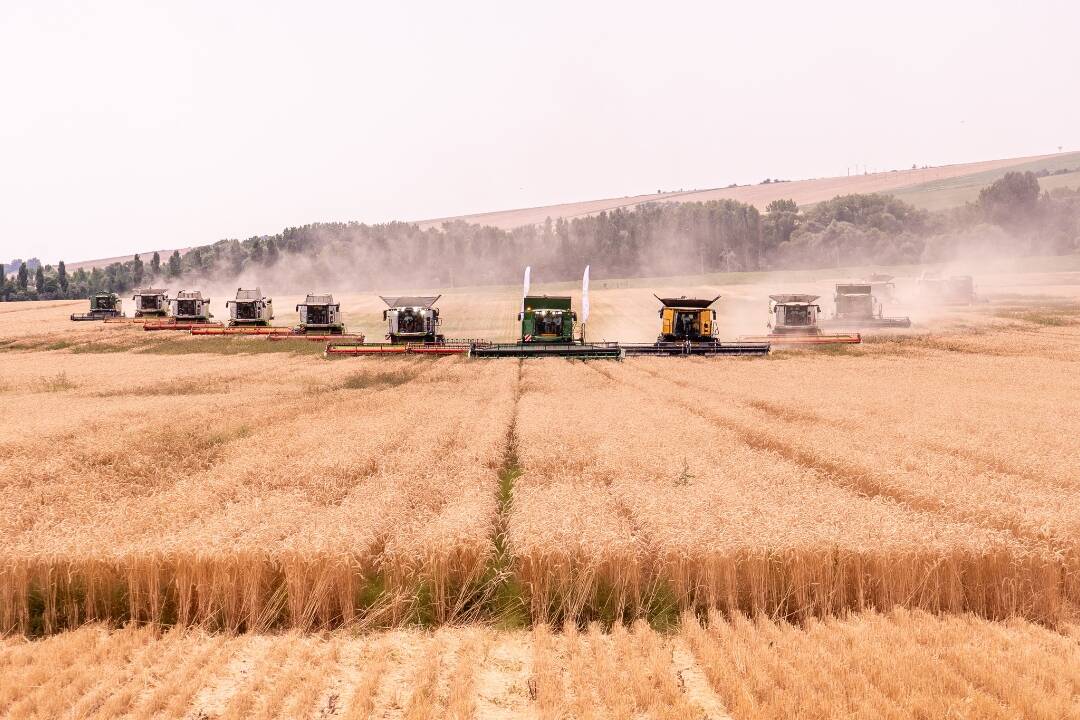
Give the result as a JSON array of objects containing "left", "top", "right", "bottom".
[{"left": 620, "top": 295, "right": 769, "bottom": 356}]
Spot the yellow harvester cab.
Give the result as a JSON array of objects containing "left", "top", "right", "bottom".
[{"left": 655, "top": 295, "right": 721, "bottom": 342}]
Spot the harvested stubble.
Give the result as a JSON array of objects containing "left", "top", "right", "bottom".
[
  {"left": 0, "top": 351, "right": 517, "bottom": 633},
  {"left": 3, "top": 613, "right": 1077, "bottom": 719},
  {"left": 509, "top": 360, "right": 1064, "bottom": 625}
]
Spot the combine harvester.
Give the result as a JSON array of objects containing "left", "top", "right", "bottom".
[
  {"left": 621, "top": 295, "right": 769, "bottom": 356},
  {"left": 382, "top": 296, "right": 444, "bottom": 343},
  {"left": 471, "top": 266, "right": 621, "bottom": 358},
  {"left": 740, "top": 294, "right": 861, "bottom": 347},
  {"left": 70, "top": 292, "right": 123, "bottom": 321},
  {"left": 919, "top": 274, "right": 979, "bottom": 305},
  {"left": 268, "top": 293, "right": 364, "bottom": 342},
  {"left": 326, "top": 293, "right": 463, "bottom": 355},
  {"left": 821, "top": 283, "right": 910, "bottom": 330},
  {"left": 191, "top": 288, "right": 290, "bottom": 336},
  {"left": 144, "top": 290, "right": 221, "bottom": 330},
  {"left": 132, "top": 288, "right": 170, "bottom": 318}
]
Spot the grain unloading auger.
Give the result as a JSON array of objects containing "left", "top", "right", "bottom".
[
  {"left": 620, "top": 295, "right": 770, "bottom": 356},
  {"left": 470, "top": 266, "right": 622, "bottom": 359},
  {"left": 739, "top": 294, "right": 861, "bottom": 346},
  {"left": 820, "top": 283, "right": 910, "bottom": 330},
  {"left": 70, "top": 292, "right": 123, "bottom": 321}
]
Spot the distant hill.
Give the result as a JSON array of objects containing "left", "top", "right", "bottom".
[{"left": 65, "top": 151, "right": 1072, "bottom": 269}]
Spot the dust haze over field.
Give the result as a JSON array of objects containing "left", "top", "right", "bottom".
[{"left": 3, "top": 260, "right": 1080, "bottom": 718}]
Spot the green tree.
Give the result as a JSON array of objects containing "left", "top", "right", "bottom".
[
  {"left": 132, "top": 254, "right": 144, "bottom": 287},
  {"left": 978, "top": 171, "right": 1041, "bottom": 228},
  {"left": 167, "top": 250, "right": 182, "bottom": 277},
  {"left": 58, "top": 260, "right": 68, "bottom": 294},
  {"left": 17, "top": 262, "right": 29, "bottom": 290},
  {"left": 34, "top": 266, "right": 45, "bottom": 292},
  {"left": 766, "top": 198, "right": 798, "bottom": 214},
  {"left": 150, "top": 251, "right": 161, "bottom": 277},
  {"left": 265, "top": 238, "right": 279, "bottom": 266}
]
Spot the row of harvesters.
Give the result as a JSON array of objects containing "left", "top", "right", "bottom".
[{"left": 71, "top": 268, "right": 976, "bottom": 358}]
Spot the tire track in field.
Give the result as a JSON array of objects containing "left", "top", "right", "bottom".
[{"left": 619, "top": 359, "right": 1066, "bottom": 554}]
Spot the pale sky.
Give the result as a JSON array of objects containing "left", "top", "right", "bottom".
[{"left": 1, "top": 0, "right": 1077, "bottom": 263}]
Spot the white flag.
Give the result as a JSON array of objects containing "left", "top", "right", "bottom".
[
  {"left": 581, "top": 265, "right": 590, "bottom": 324},
  {"left": 521, "top": 266, "right": 531, "bottom": 313}
]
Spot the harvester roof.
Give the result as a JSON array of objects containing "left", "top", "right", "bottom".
[
  {"left": 770, "top": 294, "right": 819, "bottom": 304},
  {"left": 835, "top": 284, "right": 872, "bottom": 295},
  {"left": 235, "top": 288, "right": 262, "bottom": 300},
  {"left": 176, "top": 290, "right": 206, "bottom": 299},
  {"left": 380, "top": 295, "right": 440, "bottom": 309},
  {"left": 136, "top": 288, "right": 167, "bottom": 296},
  {"left": 524, "top": 295, "right": 571, "bottom": 310},
  {"left": 304, "top": 293, "right": 335, "bottom": 305},
  {"left": 654, "top": 294, "right": 721, "bottom": 309}
]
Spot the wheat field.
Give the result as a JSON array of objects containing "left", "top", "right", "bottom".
[{"left": 2, "top": 268, "right": 1080, "bottom": 717}]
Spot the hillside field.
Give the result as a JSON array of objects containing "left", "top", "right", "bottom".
[{"left": 2, "top": 264, "right": 1080, "bottom": 718}]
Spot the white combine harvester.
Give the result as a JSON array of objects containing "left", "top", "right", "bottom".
[
  {"left": 170, "top": 290, "right": 213, "bottom": 323},
  {"left": 132, "top": 288, "right": 169, "bottom": 317},
  {"left": 296, "top": 293, "right": 345, "bottom": 335},
  {"left": 380, "top": 295, "right": 444, "bottom": 343},
  {"left": 226, "top": 288, "right": 274, "bottom": 327},
  {"left": 739, "top": 293, "right": 861, "bottom": 346}
]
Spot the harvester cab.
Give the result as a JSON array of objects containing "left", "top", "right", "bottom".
[
  {"left": 655, "top": 295, "right": 720, "bottom": 342},
  {"left": 71, "top": 291, "right": 123, "bottom": 321},
  {"left": 132, "top": 288, "right": 169, "bottom": 317},
  {"left": 381, "top": 295, "right": 443, "bottom": 343},
  {"left": 519, "top": 296, "right": 576, "bottom": 343},
  {"left": 170, "top": 290, "right": 213, "bottom": 322},
  {"left": 297, "top": 293, "right": 344, "bottom": 334},
  {"left": 769, "top": 294, "right": 822, "bottom": 335},
  {"left": 227, "top": 288, "right": 274, "bottom": 326},
  {"left": 826, "top": 283, "right": 911, "bottom": 329}
]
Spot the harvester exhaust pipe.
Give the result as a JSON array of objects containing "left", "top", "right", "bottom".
[{"left": 581, "top": 265, "right": 590, "bottom": 344}]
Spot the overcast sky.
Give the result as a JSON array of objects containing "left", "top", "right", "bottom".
[{"left": 1, "top": 0, "right": 1077, "bottom": 263}]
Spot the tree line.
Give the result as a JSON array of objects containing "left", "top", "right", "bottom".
[{"left": 4, "top": 171, "right": 1079, "bottom": 302}]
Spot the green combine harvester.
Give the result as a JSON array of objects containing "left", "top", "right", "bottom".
[
  {"left": 471, "top": 266, "right": 622, "bottom": 358},
  {"left": 71, "top": 291, "right": 123, "bottom": 321}
]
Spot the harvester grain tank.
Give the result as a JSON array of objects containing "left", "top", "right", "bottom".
[
  {"left": 381, "top": 295, "right": 443, "bottom": 343},
  {"left": 619, "top": 295, "right": 769, "bottom": 356},
  {"left": 132, "top": 288, "right": 169, "bottom": 317},
  {"left": 739, "top": 294, "right": 860, "bottom": 346},
  {"left": 823, "top": 283, "right": 910, "bottom": 329},
  {"left": 227, "top": 288, "right": 274, "bottom": 326},
  {"left": 71, "top": 292, "right": 122, "bottom": 321}
]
